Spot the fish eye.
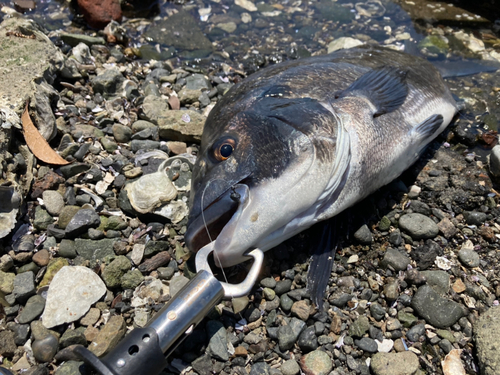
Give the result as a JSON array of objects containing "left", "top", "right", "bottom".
[{"left": 213, "top": 137, "right": 236, "bottom": 161}]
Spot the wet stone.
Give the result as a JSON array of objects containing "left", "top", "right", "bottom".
[
  {"left": 411, "top": 285, "right": 464, "bottom": 328},
  {"left": 398, "top": 213, "right": 439, "bottom": 240},
  {"left": 18, "top": 294, "right": 45, "bottom": 324},
  {"left": 32, "top": 333, "right": 58, "bottom": 363}
]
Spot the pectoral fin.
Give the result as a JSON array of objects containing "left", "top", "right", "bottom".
[
  {"left": 335, "top": 67, "right": 408, "bottom": 116},
  {"left": 411, "top": 114, "right": 444, "bottom": 140}
]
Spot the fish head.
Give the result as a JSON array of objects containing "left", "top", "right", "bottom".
[{"left": 186, "top": 97, "right": 343, "bottom": 267}]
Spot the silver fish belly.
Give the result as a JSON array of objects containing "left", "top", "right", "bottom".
[{"left": 185, "top": 45, "right": 458, "bottom": 268}]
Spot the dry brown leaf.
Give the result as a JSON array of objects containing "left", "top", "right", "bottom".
[{"left": 21, "top": 103, "right": 70, "bottom": 166}]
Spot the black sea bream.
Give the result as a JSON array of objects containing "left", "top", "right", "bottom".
[{"left": 185, "top": 45, "right": 457, "bottom": 295}]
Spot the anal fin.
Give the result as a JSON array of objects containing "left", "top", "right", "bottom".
[{"left": 336, "top": 67, "right": 408, "bottom": 116}]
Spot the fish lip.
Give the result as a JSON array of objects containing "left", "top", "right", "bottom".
[{"left": 185, "top": 184, "right": 246, "bottom": 254}]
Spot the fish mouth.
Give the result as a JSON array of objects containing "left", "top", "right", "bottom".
[{"left": 185, "top": 184, "right": 249, "bottom": 259}]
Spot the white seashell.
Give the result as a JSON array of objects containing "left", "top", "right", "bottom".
[{"left": 124, "top": 159, "right": 178, "bottom": 214}]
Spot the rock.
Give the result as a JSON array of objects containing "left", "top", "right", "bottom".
[
  {"left": 278, "top": 318, "right": 305, "bottom": 351},
  {"left": 379, "top": 216, "right": 391, "bottom": 231},
  {"left": 327, "top": 37, "right": 363, "bottom": 53},
  {"left": 42, "top": 190, "right": 65, "bottom": 216},
  {"left": 60, "top": 328, "right": 87, "bottom": 348},
  {"left": 65, "top": 209, "right": 100, "bottom": 237},
  {"left": 407, "top": 324, "right": 426, "bottom": 342},
  {"left": 398, "top": 213, "right": 439, "bottom": 240},
  {"left": 34, "top": 206, "right": 53, "bottom": 231},
  {"left": 75, "top": 238, "right": 116, "bottom": 261},
  {"left": 381, "top": 248, "right": 410, "bottom": 271},
  {"left": 18, "top": 294, "right": 45, "bottom": 324},
  {"left": 465, "top": 211, "right": 487, "bottom": 226},
  {"left": 206, "top": 320, "right": 229, "bottom": 361},
  {"left": 42, "top": 266, "right": 106, "bottom": 328},
  {"left": 88, "top": 315, "right": 126, "bottom": 356},
  {"left": 275, "top": 279, "right": 292, "bottom": 295},
  {"left": 0, "top": 330, "right": 17, "bottom": 357},
  {"left": 281, "top": 359, "right": 300, "bottom": 375},
  {"left": 101, "top": 256, "right": 131, "bottom": 289},
  {"left": 38, "top": 257, "right": 69, "bottom": 288},
  {"left": 354, "top": 224, "right": 373, "bottom": 244},
  {"left": 91, "top": 68, "right": 124, "bottom": 98},
  {"left": 77, "top": 0, "right": 122, "bottom": 29},
  {"left": 120, "top": 269, "right": 144, "bottom": 289},
  {"left": 298, "top": 326, "right": 318, "bottom": 353},
  {"left": 13, "top": 271, "right": 36, "bottom": 304},
  {"left": 349, "top": 315, "right": 370, "bottom": 338},
  {"left": 370, "top": 351, "right": 419, "bottom": 375},
  {"left": 158, "top": 110, "right": 205, "bottom": 142},
  {"left": 58, "top": 206, "right": 80, "bottom": 229},
  {"left": 437, "top": 217, "right": 457, "bottom": 238},
  {"left": 141, "top": 95, "right": 169, "bottom": 124},
  {"left": 420, "top": 270, "right": 450, "bottom": 295},
  {"left": 291, "top": 300, "right": 310, "bottom": 320},
  {"left": 32, "top": 249, "right": 50, "bottom": 267},
  {"left": 411, "top": 285, "right": 464, "bottom": 328},
  {"left": 458, "top": 243, "right": 480, "bottom": 268},
  {"left": 300, "top": 349, "right": 333, "bottom": 375},
  {"left": 397, "top": 311, "right": 417, "bottom": 328},
  {"left": 260, "top": 277, "right": 277, "bottom": 289},
  {"left": 250, "top": 362, "right": 271, "bottom": 375},
  {"left": 475, "top": 306, "right": 500, "bottom": 375},
  {"left": 280, "top": 294, "right": 294, "bottom": 311},
  {"left": 0, "top": 270, "right": 15, "bottom": 294},
  {"left": 442, "top": 349, "right": 466, "bottom": 375},
  {"left": 370, "top": 303, "right": 386, "bottom": 321},
  {"left": 32, "top": 333, "right": 58, "bottom": 363}
]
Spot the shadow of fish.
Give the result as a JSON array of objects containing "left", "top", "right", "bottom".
[{"left": 185, "top": 45, "right": 457, "bottom": 303}]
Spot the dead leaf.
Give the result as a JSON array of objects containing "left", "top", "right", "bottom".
[{"left": 21, "top": 103, "right": 70, "bottom": 166}]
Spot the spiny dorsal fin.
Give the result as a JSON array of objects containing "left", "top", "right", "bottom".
[{"left": 336, "top": 67, "right": 408, "bottom": 116}]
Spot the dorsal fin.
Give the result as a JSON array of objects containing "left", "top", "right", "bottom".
[{"left": 336, "top": 67, "right": 408, "bottom": 116}]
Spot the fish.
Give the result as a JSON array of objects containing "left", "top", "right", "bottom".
[{"left": 184, "top": 45, "right": 458, "bottom": 303}]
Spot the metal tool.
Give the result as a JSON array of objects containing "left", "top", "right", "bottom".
[{"left": 66, "top": 243, "right": 264, "bottom": 375}]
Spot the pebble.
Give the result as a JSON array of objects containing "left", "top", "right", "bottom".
[
  {"left": 281, "top": 359, "right": 300, "bottom": 375},
  {"left": 275, "top": 279, "right": 292, "bottom": 295},
  {"left": 64, "top": 208, "right": 101, "bottom": 237},
  {"left": 291, "top": 300, "right": 310, "bottom": 320},
  {"left": 42, "top": 190, "right": 65, "bottom": 216},
  {"left": 32, "top": 333, "right": 59, "bottom": 363},
  {"left": 88, "top": 315, "right": 126, "bottom": 356},
  {"left": 398, "top": 213, "right": 439, "bottom": 240},
  {"left": 206, "top": 320, "right": 229, "bottom": 361},
  {"left": 298, "top": 326, "right": 318, "bottom": 352},
  {"left": 249, "top": 362, "right": 271, "bottom": 375},
  {"left": 101, "top": 256, "right": 131, "bottom": 289},
  {"left": 169, "top": 275, "right": 189, "bottom": 297},
  {"left": 13, "top": 271, "right": 36, "bottom": 304},
  {"left": 354, "top": 224, "right": 373, "bottom": 244},
  {"left": 411, "top": 285, "right": 464, "bottom": 328},
  {"left": 420, "top": 270, "right": 450, "bottom": 295},
  {"left": 381, "top": 248, "right": 410, "bottom": 271},
  {"left": 18, "top": 294, "right": 46, "bottom": 324},
  {"left": 458, "top": 245, "right": 480, "bottom": 268},
  {"left": 42, "top": 266, "right": 107, "bottom": 328},
  {"left": 370, "top": 351, "right": 419, "bottom": 375},
  {"left": 355, "top": 337, "right": 378, "bottom": 353},
  {"left": 464, "top": 211, "right": 487, "bottom": 226},
  {"left": 260, "top": 277, "right": 277, "bottom": 289},
  {"left": 489, "top": 145, "right": 500, "bottom": 177},
  {"left": 442, "top": 349, "right": 466, "bottom": 375},
  {"left": 0, "top": 330, "right": 17, "bottom": 357},
  {"left": 32, "top": 249, "right": 50, "bottom": 266},
  {"left": 300, "top": 349, "right": 333, "bottom": 375},
  {"left": 349, "top": 316, "right": 370, "bottom": 338}
]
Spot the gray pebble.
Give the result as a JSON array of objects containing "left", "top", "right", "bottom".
[
  {"left": 65, "top": 209, "right": 100, "bottom": 238},
  {"left": 298, "top": 326, "right": 318, "bottom": 353},
  {"left": 398, "top": 213, "right": 439, "bottom": 240},
  {"left": 42, "top": 190, "right": 65, "bottom": 216},
  {"left": 13, "top": 271, "right": 36, "bottom": 304},
  {"left": 280, "top": 294, "right": 293, "bottom": 311},
  {"left": 407, "top": 323, "right": 426, "bottom": 342},
  {"left": 274, "top": 279, "right": 292, "bottom": 295},
  {"left": 458, "top": 247, "right": 480, "bottom": 268},
  {"left": 370, "top": 303, "right": 386, "bottom": 321},
  {"left": 280, "top": 359, "right": 300, "bottom": 375},
  {"left": 18, "top": 294, "right": 46, "bottom": 324},
  {"left": 32, "top": 333, "right": 59, "bottom": 363},
  {"left": 411, "top": 285, "right": 464, "bottom": 328},
  {"left": 465, "top": 211, "right": 487, "bottom": 226},
  {"left": 250, "top": 362, "right": 271, "bottom": 375},
  {"left": 260, "top": 277, "right": 277, "bottom": 289},
  {"left": 354, "top": 224, "right": 373, "bottom": 244},
  {"left": 381, "top": 248, "right": 410, "bottom": 271},
  {"left": 206, "top": 320, "right": 229, "bottom": 361}
]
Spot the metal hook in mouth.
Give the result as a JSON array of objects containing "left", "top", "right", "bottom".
[{"left": 195, "top": 242, "right": 264, "bottom": 298}]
